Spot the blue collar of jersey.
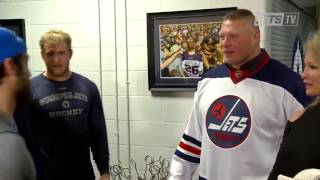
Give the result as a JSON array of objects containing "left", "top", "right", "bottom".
[{"left": 226, "top": 49, "right": 270, "bottom": 84}]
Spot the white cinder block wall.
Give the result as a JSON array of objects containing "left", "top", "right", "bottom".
[{"left": 0, "top": 0, "right": 269, "bottom": 179}]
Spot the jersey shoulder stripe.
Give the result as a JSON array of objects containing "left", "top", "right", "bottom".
[
  {"left": 252, "top": 59, "right": 312, "bottom": 106},
  {"left": 179, "top": 141, "right": 201, "bottom": 155},
  {"left": 174, "top": 133, "right": 202, "bottom": 163},
  {"left": 182, "top": 133, "right": 202, "bottom": 147},
  {"left": 174, "top": 149, "right": 200, "bottom": 163},
  {"left": 201, "top": 59, "right": 312, "bottom": 106}
]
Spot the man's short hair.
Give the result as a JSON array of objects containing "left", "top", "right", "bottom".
[
  {"left": 223, "top": 9, "right": 259, "bottom": 30},
  {"left": 39, "top": 29, "right": 72, "bottom": 51}
]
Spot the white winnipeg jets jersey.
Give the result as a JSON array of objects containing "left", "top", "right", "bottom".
[{"left": 169, "top": 53, "right": 311, "bottom": 180}]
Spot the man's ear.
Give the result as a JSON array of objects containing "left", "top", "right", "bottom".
[
  {"left": 69, "top": 49, "right": 73, "bottom": 59},
  {"left": 2, "top": 58, "right": 16, "bottom": 76},
  {"left": 41, "top": 50, "right": 45, "bottom": 60},
  {"left": 254, "top": 29, "right": 260, "bottom": 43}
]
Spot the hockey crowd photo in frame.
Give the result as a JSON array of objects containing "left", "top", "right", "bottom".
[{"left": 147, "top": 7, "right": 236, "bottom": 91}]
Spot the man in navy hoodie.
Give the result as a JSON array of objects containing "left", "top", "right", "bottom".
[{"left": 15, "top": 29, "right": 110, "bottom": 180}]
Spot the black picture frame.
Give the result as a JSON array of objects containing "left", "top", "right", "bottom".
[
  {"left": 147, "top": 7, "right": 236, "bottom": 91},
  {"left": 0, "top": 19, "right": 26, "bottom": 41}
]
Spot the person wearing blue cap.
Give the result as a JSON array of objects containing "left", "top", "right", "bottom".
[
  {"left": 0, "top": 27, "right": 36, "bottom": 180},
  {"left": 14, "top": 29, "right": 110, "bottom": 180}
]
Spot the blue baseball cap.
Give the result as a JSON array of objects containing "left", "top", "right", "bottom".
[{"left": 0, "top": 27, "right": 26, "bottom": 64}]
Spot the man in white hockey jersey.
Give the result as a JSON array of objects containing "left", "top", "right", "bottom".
[{"left": 169, "top": 9, "right": 312, "bottom": 180}]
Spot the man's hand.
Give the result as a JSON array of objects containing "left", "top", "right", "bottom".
[{"left": 99, "top": 174, "right": 110, "bottom": 180}]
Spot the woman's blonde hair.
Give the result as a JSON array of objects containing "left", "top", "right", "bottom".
[
  {"left": 310, "top": 97, "right": 320, "bottom": 107},
  {"left": 304, "top": 31, "right": 320, "bottom": 107},
  {"left": 39, "top": 29, "right": 72, "bottom": 51}
]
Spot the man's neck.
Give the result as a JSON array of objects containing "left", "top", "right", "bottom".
[
  {"left": 233, "top": 48, "right": 261, "bottom": 69},
  {"left": 44, "top": 71, "right": 72, "bottom": 81}
]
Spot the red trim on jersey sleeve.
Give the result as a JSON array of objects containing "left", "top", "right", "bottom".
[{"left": 179, "top": 141, "right": 201, "bottom": 155}]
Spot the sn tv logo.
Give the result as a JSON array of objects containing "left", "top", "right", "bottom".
[{"left": 254, "top": 12, "right": 299, "bottom": 26}]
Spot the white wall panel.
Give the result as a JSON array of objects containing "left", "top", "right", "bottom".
[
  {"left": 30, "top": 0, "right": 98, "bottom": 24},
  {"left": 161, "top": 0, "right": 211, "bottom": 11},
  {"left": 30, "top": 24, "right": 99, "bottom": 48}
]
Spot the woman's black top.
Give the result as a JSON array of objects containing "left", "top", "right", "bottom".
[{"left": 268, "top": 105, "right": 320, "bottom": 180}]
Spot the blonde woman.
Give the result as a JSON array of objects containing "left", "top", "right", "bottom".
[{"left": 268, "top": 31, "right": 320, "bottom": 180}]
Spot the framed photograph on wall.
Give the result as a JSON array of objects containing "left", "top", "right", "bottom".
[
  {"left": 0, "top": 19, "right": 26, "bottom": 40},
  {"left": 147, "top": 7, "right": 236, "bottom": 91}
]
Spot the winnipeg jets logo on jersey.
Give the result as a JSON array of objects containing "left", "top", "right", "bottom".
[{"left": 206, "top": 95, "right": 251, "bottom": 149}]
